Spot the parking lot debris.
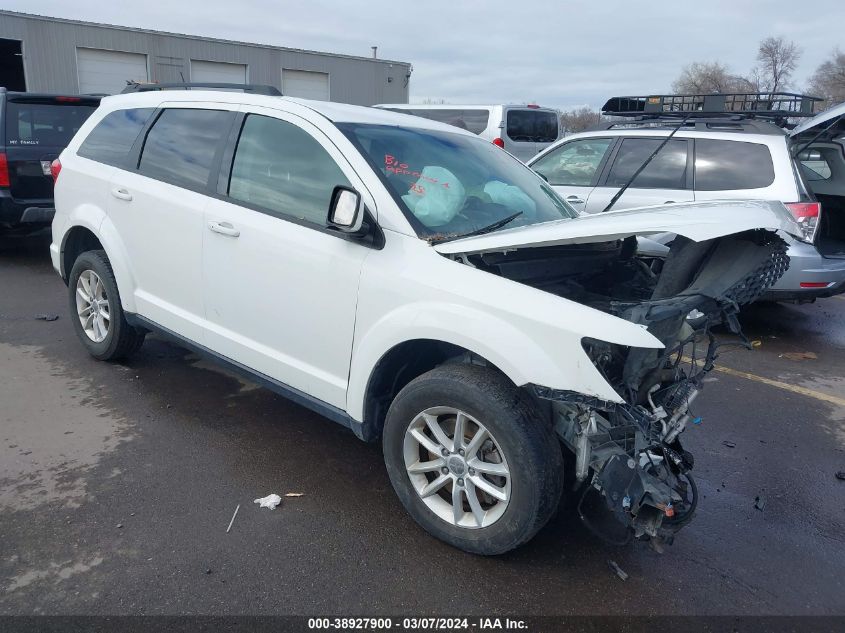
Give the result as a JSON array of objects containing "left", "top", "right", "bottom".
[
  {"left": 835, "top": 471, "right": 845, "bottom": 481},
  {"left": 692, "top": 417, "right": 703, "bottom": 425},
  {"left": 254, "top": 494, "right": 282, "bottom": 510},
  {"left": 754, "top": 495, "right": 767, "bottom": 511},
  {"left": 780, "top": 351, "right": 818, "bottom": 361},
  {"left": 751, "top": 339, "right": 762, "bottom": 348},
  {"left": 226, "top": 504, "right": 240, "bottom": 533},
  {"left": 285, "top": 493, "right": 304, "bottom": 497},
  {"left": 34, "top": 314, "right": 59, "bottom": 321},
  {"left": 722, "top": 440, "right": 737, "bottom": 448},
  {"left": 607, "top": 560, "right": 628, "bottom": 581}
]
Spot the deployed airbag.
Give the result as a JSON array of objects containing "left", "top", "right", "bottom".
[{"left": 402, "top": 166, "right": 466, "bottom": 228}]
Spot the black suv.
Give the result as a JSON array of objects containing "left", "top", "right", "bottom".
[{"left": 0, "top": 88, "right": 99, "bottom": 233}]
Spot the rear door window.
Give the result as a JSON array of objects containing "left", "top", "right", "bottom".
[
  {"left": 694, "top": 139, "right": 775, "bottom": 190},
  {"left": 392, "top": 109, "right": 490, "bottom": 134},
  {"left": 605, "top": 138, "right": 690, "bottom": 189},
  {"left": 506, "top": 110, "right": 559, "bottom": 143},
  {"left": 78, "top": 108, "right": 155, "bottom": 167},
  {"left": 5, "top": 100, "right": 98, "bottom": 147},
  {"left": 531, "top": 138, "right": 614, "bottom": 186},
  {"left": 138, "top": 108, "right": 232, "bottom": 190},
  {"left": 227, "top": 114, "right": 350, "bottom": 226}
]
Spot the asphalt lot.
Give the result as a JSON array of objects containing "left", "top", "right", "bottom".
[{"left": 1, "top": 231, "right": 844, "bottom": 616}]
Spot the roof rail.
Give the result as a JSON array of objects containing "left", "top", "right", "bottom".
[
  {"left": 121, "top": 81, "right": 283, "bottom": 96},
  {"left": 592, "top": 119, "right": 789, "bottom": 135},
  {"left": 602, "top": 93, "right": 821, "bottom": 119}
]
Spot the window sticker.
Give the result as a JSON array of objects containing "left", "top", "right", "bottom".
[{"left": 385, "top": 155, "right": 452, "bottom": 191}]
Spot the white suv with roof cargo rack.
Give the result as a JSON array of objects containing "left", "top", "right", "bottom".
[
  {"left": 528, "top": 93, "right": 845, "bottom": 302},
  {"left": 52, "top": 82, "right": 805, "bottom": 554},
  {"left": 374, "top": 103, "right": 560, "bottom": 162}
]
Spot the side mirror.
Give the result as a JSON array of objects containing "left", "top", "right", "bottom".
[{"left": 327, "top": 186, "right": 364, "bottom": 233}]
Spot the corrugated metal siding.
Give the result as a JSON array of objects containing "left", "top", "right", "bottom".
[{"left": 0, "top": 11, "right": 410, "bottom": 105}]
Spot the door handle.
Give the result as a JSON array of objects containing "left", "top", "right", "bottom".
[
  {"left": 664, "top": 201, "right": 676, "bottom": 204},
  {"left": 566, "top": 196, "right": 585, "bottom": 204},
  {"left": 111, "top": 187, "right": 133, "bottom": 201},
  {"left": 208, "top": 221, "right": 240, "bottom": 237}
]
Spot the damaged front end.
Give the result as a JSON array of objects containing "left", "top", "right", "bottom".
[{"left": 461, "top": 228, "right": 789, "bottom": 546}]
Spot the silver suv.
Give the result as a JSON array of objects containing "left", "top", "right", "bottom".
[{"left": 528, "top": 94, "right": 845, "bottom": 302}]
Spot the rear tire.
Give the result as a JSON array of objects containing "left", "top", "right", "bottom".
[
  {"left": 68, "top": 249, "right": 145, "bottom": 361},
  {"left": 383, "top": 363, "right": 562, "bottom": 555}
]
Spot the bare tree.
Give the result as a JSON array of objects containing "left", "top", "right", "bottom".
[
  {"left": 807, "top": 48, "right": 845, "bottom": 108},
  {"left": 671, "top": 61, "right": 754, "bottom": 93},
  {"left": 753, "top": 36, "right": 802, "bottom": 93},
  {"left": 559, "top": 107, "right": 604, "bottom": 134}
]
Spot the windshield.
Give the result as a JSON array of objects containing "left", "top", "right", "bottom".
[{"left": 338, "top": 123, "right": 577, "bottom": 240}]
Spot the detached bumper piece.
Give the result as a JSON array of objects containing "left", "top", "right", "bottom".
[{"left": 541, "top": 391, "right": 698, "bottom": 547}]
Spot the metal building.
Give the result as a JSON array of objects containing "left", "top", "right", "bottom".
[{"left": 0, "top": 10, "right": 411, "bottom": 105}]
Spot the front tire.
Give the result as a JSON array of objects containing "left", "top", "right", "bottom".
[
  {"left": 68, "top": 250, "right": 145, "bottom": 361},
  {"left": 383, "top": 363, "right": 562, "bottom": 555}
]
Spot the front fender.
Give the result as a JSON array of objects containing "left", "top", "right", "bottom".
[{"left": 346, "top": 236, "right": 666, "bottom": 421}]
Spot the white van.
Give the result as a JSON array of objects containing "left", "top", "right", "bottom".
[{"left": 375, "top": 104, "right": 560, "bottom": 162}]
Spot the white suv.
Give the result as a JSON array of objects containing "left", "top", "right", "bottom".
[
  {"left": 51, "top": 86, "right": 805, "bottom": 554},
  {"left": 528, "top": 96, "right": 845, "bottom": 302}
]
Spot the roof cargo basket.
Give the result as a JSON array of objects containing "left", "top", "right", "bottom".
[
  {"left": 121, "top": 81, "right": 282, "bottom": 96},
  {"left": 602, "top": 93, "right": 821, "bottom": 119}
]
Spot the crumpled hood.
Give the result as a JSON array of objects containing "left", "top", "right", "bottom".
[{"left": 434, "top": 199, "right": 803, "bottom": 255}]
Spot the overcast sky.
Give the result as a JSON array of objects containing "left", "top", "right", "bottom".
[{"left": 5, "top": 0, "right": 843, "bottom": 109}]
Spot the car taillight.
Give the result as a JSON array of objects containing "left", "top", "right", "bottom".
[
  {"left": 0, "top": 153, "right": 9, "bottom": 188},
  {"left": 785, "top": 201, "right": 820, "bottom": 243},
  {"left": 50, "top": 158, "right": 62, "bottom": 184},
  {"left": 493, "top": 137, "right": 505, "bottom": 148}
]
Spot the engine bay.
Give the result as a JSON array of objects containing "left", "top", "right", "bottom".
[{"left": 454, "top": 229, "right": 790, "bottom": 546}]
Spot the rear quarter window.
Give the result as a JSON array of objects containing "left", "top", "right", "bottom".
[
  {"left": 77, "top": 108, "right": 155, "bottom": 167},
  {"left": 694, "top": 139, "right": 775, "bottom": 190}
]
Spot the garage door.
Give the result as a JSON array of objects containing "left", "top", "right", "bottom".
[
  {"left": 77, "top": 48, "right": 148, "bottom": 95},
  {"left": 282, "top": 70, "right": 329, "bottom": 101},
  {"left": 190, "top": 60, "right": 247, "bottom": 85}
]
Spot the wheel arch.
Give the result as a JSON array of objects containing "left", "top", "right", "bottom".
[
  {"left": 60, "top": 213, "right": 137, "bottom": 313},
  {"left": 61, "top": 225, "right": 102, "bottom": 282},
  {"left": 358, "top": 338, "right": 513, "bottom": 442}
]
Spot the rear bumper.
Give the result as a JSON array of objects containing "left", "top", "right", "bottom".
[
  {"left": 0, "top": 191, "right": 55, "bottom": 229},
  {"left": 764, "top": 238, "right": 845, "bottom": 301}
]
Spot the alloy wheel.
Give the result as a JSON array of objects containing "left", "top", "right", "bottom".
[
  {"left": 75, "top": 269, "right": 111, "bottom": 343},
  {"left": 403, "top": 406, "right": 511, "bottom": 529}
]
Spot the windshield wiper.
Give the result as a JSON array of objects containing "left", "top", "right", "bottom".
[{"left": 430, "top": 211, "right": 524, "bottom": 244}]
